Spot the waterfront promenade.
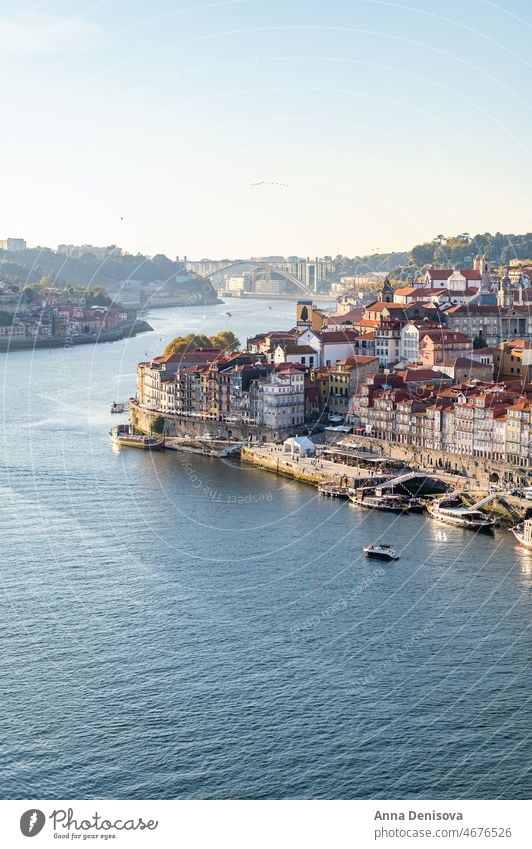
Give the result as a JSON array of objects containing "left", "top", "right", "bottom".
[
  {"left": 241, "top": 443, "right": 373, "bottom": 488},
  {"left": 240, "top": 443, "right": 531, "bottom": 521},
  {"left": 241, "top": 443, "right": 459, "bottom": 489}
]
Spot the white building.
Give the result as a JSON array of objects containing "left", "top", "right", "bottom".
[
  {"left": 273, "top": 344, "right": 318, "bottom": 367},
  {"left": 259, "top": 370, "right": 305, "bottom": 431},
  {"left": 0, "top": 238, "right": 26, "bottom": 252},
  {"left": 399, "top": 322, "right": 422, "bottom": 364},
  {"left": 374, "top": 324, "right": 401, "bottom": 366},
  {"left": 296, "top": 328, "right": 359, "bottom": 366},
  {"left": 160, "top": 376, "right": 177, "bottom": 412},
  {"left": 224, "top": 276, "right": 246, "bottom": 293},
  {"left": 0, "top": 321, "right": 26, "bottom": 338},
  {"left": 420, "top": 266, "right": 482, "bottom": 293},
  {"left": 57, "top": 244, "right": 122, "bottom": 259}
]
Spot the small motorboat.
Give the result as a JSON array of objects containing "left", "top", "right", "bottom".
[
  {"left": 110, "top": 401, "right": 128, "bottom": 414},
  {"left": 362, "top": 544, "right": 399, "bottom": 561}
]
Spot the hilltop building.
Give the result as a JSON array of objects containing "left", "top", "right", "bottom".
[{"left": 0, "top": 237, "right": 26, "bottom": 252}]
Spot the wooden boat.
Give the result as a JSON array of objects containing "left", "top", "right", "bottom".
[
  {"left": 426, "top": 496, "right": 495, "bottom": 531},
  {"left": 109, "top": 424, "right": 164, "bottom": 450},
  {"left": 349, "top": 491, "right": 411, "bottom": 512},
  {"left": 363, "top": 544, "right": 399, "bottom": 561},
  {"left": 510, "top": 518, "right": 532, "bottom": 549},
  {"left": 318, "top": 483, "right": 350, "bottom": 499}
]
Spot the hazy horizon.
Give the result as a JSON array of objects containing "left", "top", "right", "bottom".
[{"left": 2, "top": 1, "right": 532, "bottom": 259}]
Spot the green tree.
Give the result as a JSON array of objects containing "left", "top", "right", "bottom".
[
  {"left": 163, "top": 333, "right": 212, "bottom": 356},
  {"left": 408, "top": 242, "right": 436, "bottom": 266},
  {"left": 86, "top": 287, "right": 111, "bottom": 306},
  {"left": 22, "top": 285, "right": 37, "bottom": 303},
  {"left": 473, "top": 333, "right": 486, "bottom": 349},
  {"left": 151, "top": 415, "right": 165, "bottom": 434},
  {"left": 209, "top": 330, "right": 240, "bottom": 351}
]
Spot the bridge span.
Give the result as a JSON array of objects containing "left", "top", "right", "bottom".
[{"left": 206, "top": 260, "right": 316, "bottom": 296}]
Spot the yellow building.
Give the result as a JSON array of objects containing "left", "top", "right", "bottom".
[
  {"left": 296, "top": 299, "right": 327, "bottom": 332},
  {"left": 493, "top": 340, "right": 532, "bottom": 384},
  {"left": 327, "top": 356, "right": 379, "bottom": 416}
]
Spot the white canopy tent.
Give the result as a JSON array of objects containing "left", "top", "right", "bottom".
[{"left": 283, "top": 436, "right": 316, "bottom": 458}]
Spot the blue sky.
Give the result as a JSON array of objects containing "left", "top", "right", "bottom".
[{"left": 1, "top": 0, "right": 532, "bottom": 258}]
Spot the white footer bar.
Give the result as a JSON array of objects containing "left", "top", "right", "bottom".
[{"left": 1, "top": 799, "right": 530, "bottom": 848}]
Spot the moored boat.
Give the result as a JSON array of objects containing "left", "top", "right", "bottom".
[
  {"left": 110, "top": 401, "right": 129, "bottom": 414},
  {"left": 109, "top": 424, "right": 164, "bottom": 450},
  {"left": 318, "top": 483, "right": 350, "bottom": 499},
  {"left": 426, "top": 496, "right": 495, "bottom": 531},
  {"left": 510, "top": 518, "right": 532, "bottom": 549},
  {"left": 349, "top": 490, "right": 411, "bottom": 512},
  {"left": 363, "top": 544, "right": 399, "bottom": 561}
]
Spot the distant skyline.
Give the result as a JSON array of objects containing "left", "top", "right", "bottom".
[{"left": 2, "top": 1, "right": 532, "bottom": 259}]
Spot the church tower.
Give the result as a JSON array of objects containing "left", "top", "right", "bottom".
[
  {"left": 474, "top": 254, "right": 493, "bottom": 291},
  {"left": 497, "top": 269, "right": 513, "bottom": 309},
  {"left": 379, "top": 276, "right": 394, "bottom": 303}
]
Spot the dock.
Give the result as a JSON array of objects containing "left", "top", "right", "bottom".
[
  {"left": 241, "top": 444, "right": 395, "bottom": 489},
  {"left": 239, "top": 444, "right": 532, "bottom": 524},
  {"left": 165, "top": 437, "right": 242, "bottom": 458}
]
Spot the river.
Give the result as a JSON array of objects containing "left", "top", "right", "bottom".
[{"left": 0, "top": 299, "right": 530, "bottom": 799}]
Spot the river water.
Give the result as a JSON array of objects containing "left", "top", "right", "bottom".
[{"left": 0, "top": 299, "right": 530, "bottom": 799}]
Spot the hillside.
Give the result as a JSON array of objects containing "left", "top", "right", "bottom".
[
  {"left": 0, "top": 248, "right": 219, "bottom": 303},
  {"left": 336, "top": 232, "right": 532, "bottom": 282}
]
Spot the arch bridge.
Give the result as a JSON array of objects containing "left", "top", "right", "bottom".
[{"left": 208, "top": 260, "right": 315, "bottom": 296}]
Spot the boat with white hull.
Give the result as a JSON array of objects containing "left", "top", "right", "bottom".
[
  {"left": 349, "top": 492, "right": 413, "bottom": 512},
  {"left": 427, "top": 496, "right": 495, "bottom": 531},
  {"left": 510, "top": 518, "right": 532, "bottom": 549},
  {"left": 109, "top": 424, "right": 164, "bottom": 451},
  {"left": 363, "top": 544, "right": 399, "bottom": 561},
  {"left": 318, "top": 483, "right": 350, "bottom": 499}
]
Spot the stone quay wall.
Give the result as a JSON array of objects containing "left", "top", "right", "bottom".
[
  {"left": 334, "top": 434, "right": 528, "bottom": 485},
  {"left": 130, "top": 405, "right": 297, "bottom": 444}
]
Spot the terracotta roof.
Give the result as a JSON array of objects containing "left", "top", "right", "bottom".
[
  {"left": 426, "top": 267, "right": 482, "bottom": 281},
  {"left": 420, "top": 329, "right": 471, "bottom": 342},
  {"left": 498, "top": 339, "right": 532, "bottom": 350},
  {"left": 508, "top": 399, "right": 531, "bottom": 411},
  {"left": 449, "top": 357, "right": 491, "bottom": 368},
  {"left": 356, "top": 319, "right": 381, "bottom": 328},
  {"left": 393, "top": 287, "right": 418, "bottom": 296},
  {"left": 366, "top": 301, "right": 419, "bottom": 312},
  {"left": 446, "top": 304, "right": 499, "bottom": 314},
  {"left": 333, "top": 355, "right": 379, "bottom": 366},
  {"left": 326, "top": 307, "right": 364, "bottom": 324},
  {"left": 397, "top": 368, "right": 449, "bottom": 382}
]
